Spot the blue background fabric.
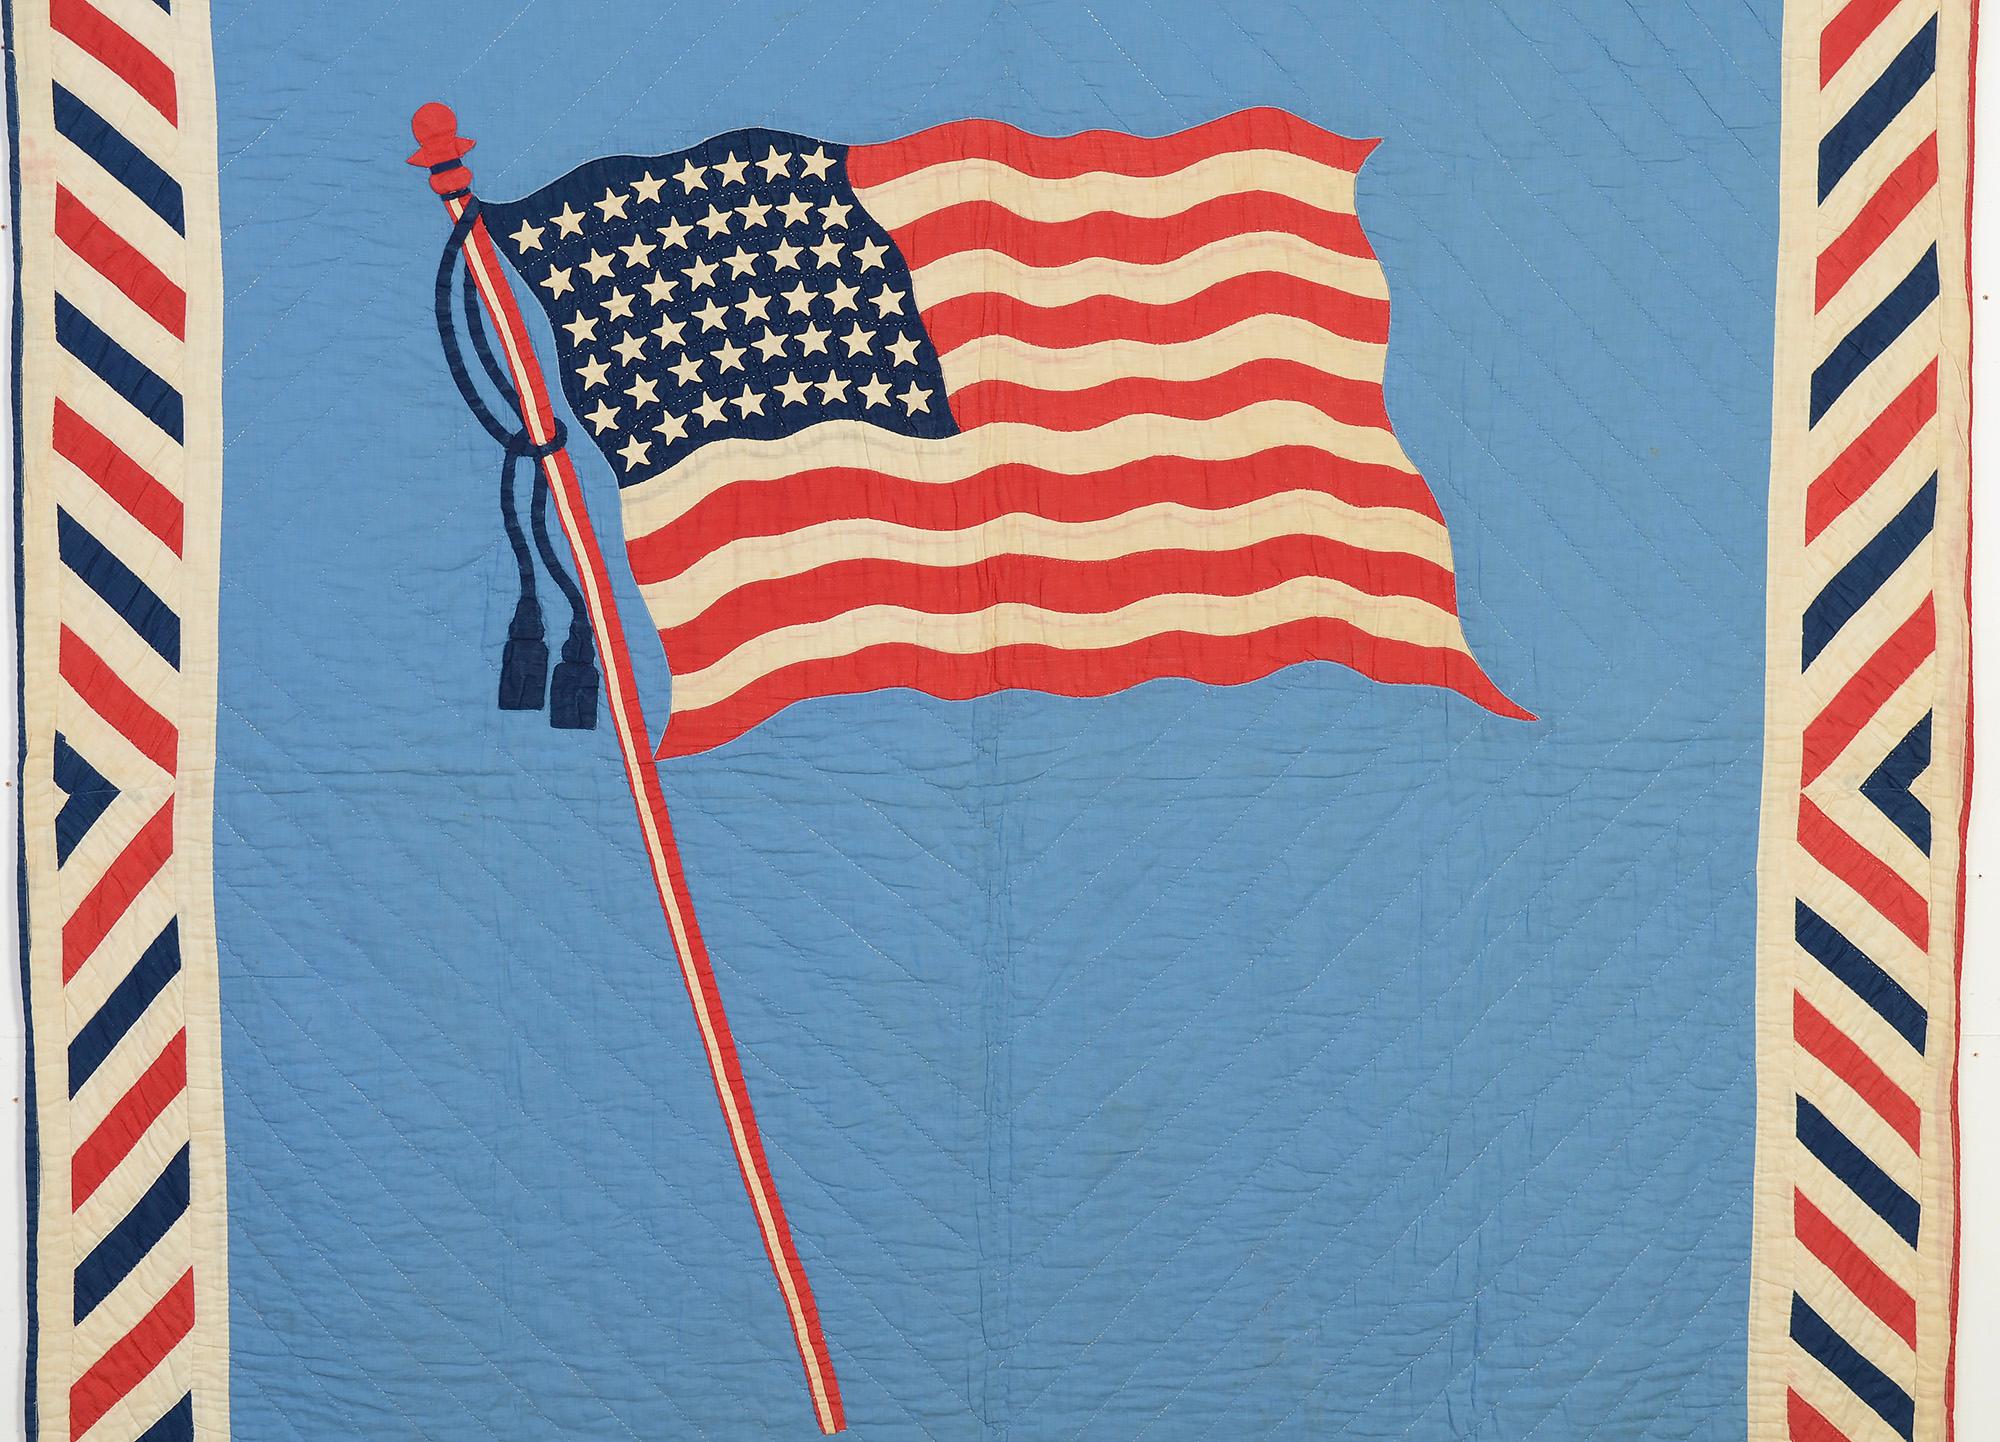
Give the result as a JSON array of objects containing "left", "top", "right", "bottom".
[{"left": 208, "top": 2, "right": 1778, "bottom": 1437}]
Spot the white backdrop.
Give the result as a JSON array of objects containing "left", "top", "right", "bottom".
[{"left": 0, "top": 45, "right": 1993, "bottom": 1442}]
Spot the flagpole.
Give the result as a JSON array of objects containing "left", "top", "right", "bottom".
[{"left": 408, "top": 103, "right": 846, "bottom": 1436}]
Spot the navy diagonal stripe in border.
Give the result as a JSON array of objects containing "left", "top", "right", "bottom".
[
  {"left": 1796, "top": 902, "right": 1928, "bottom": 1052},
  {"left": 1819, "top": 15, "right": 1938, "bottom": 201},
  {"left": 69, "top": 920, "right": 179, "bottom": 1095},
  {"left": 1791, "top": 1295, "right": 1916, "bottom": 1439},
  {"left": 52, "top": 731, "right": 118, "bottom": 866},
  {"left": 50, "top": 85, "right": 184, "bottom": 233},
  {"left": 1811, "top": 247, "right": 1939, "bottom": 424},
  {"left": 1803, "top": 474, "right": 1937, "bottom": 666},
  {"left": 72, "top": 1144, "right": 189, "bottom": 1323},
  {"left": 1796, "top": 1095, "right": 1921, "bottom": 1245},
  {"left": 56, "top": 508, "right": 179, "bottom": 666},
  {"left": 1861, "top": 713, "right": 1933, "bottom": 852},
  {"left": 54, "top": 295, "right": 183, "bottom": 442},
  {"left": 137, "top": 1396, "right": 193, "bottom": 1442}
]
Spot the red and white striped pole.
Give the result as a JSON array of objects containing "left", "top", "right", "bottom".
[{"left": 408, "top": 102, "right": 846, "bottom": 1435}]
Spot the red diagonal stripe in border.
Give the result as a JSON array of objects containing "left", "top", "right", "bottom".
[
  {"left": 48, "top": 0, "right": 177, "bottom": 125},
  {"left": 51, "top": 401, "right": 184, "bottom": 556},
  {"left": 71, "top": 1029, "right": 186, "bottom": 1208},
  {"left": 54, "top": 186, "right": 186, "bottom": 339},
  {"left": 1788, "top": 1386, "right": 1857, "bottom": 1442},
  {"left": 1794, "top": 991, "right": 1922, "bottom": 1150},
  {"left": 1798, "top": 796, "right": 1931, "bottom": 948},
  {"left": 1795, "top": 1187, "right": 1920, "bottom": 1346},
  {"left": 1801, "top": 597, "right": 1935, "bottom": 785},
  {"left": 62, "top": 796, "right": 175, "bottom": 983},
  {"left": 59, "top": 626, "right": 178, "bottom": 773},
  {"left": 1806, "top": 362, "right": 1938, "bottom": 543}
]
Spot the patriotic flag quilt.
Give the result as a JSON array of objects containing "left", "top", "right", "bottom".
[{"left": 5, "top": 3, "right": 1977, "bottom": 1441}]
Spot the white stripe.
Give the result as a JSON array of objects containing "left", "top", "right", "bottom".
[
  {"left": 673, "top": 572, "right": 1475, "bottom": 714},
  {"left": 912, "top": 230, "right": 1388, "bottom": 309},
  {"left": 858, "top": 149, "right": 1359, "bottom": 230},
  {"left": 939, "top": 315, "right": 1387, "bottom": 394},
  {"left": 642, "top": 489, "right": 1455, "bottom": 630}
]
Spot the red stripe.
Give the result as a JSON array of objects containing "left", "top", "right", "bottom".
[
  {"left": 923, "top": 271, "right": 1389, "bottom": 354},
  {"left": 1821, "top": 0, "right": 1906, "bottom": 86},
  {"left": 1816, "top": 136, "right": 1939, "bottom": 311},
  {"left": 890, "top": 192, "right": 1372, "bottom": 270},
  {"left": 59, "top": 626, "right": 178, "bottom": 773},
  {"left": 628, "top": 448, "right": 1442, "bottom": 586},
  {"left": 71, "top": 1029, "right": 186, "bottom": 1208},
  {"left": 53, "top": 186, "right": 186, "bottom": 339},
  {"left": 48, "top": 0, "right": 177, "bottom": 125},
  {"left": 1794, "top": 1188, "right": 1919, "bottom": 1346},
  {"left": 62, "top": 797, "right": 174, "bottom": 983},
  {"left": 1801, "top": 597, "right": 1935, "bottom": 784},
  {"left": 68, "top": 1268, "right": 193, "bottom": 1440},
  {"left": 848, "top": 108, "right": 1377, "bottom": 188},
  {"left": 1794, "top": 992, "right": 1922, "bottom": 1150},
  {"left": 51, "top": 401, "right": 184, "bottom": 555},
  {"left": 1788, "top": 1386, "right": 1856, "bottom": 1442},
  {"left": 952, "top": 360, "right": 1391, "bottom": 434},
  {"left": 660, "top": 534, "right": 1462, "bottom": 675},
  {"left": 1798, "top": 796, "right": 1931, "bottom": 948},
  {"left": 1806, "top": 361, "right": 1939, "bottom": 542},
  {"left": 660, "top": 616, "right": 1532, "bottom": 757}
]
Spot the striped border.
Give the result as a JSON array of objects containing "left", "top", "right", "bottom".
[
  {"left": 7, "top": 1, "right": 229, "bottom": 1441},
  {"left": 1753, "top": 2, "right": 1973, "bottom": 1439}
]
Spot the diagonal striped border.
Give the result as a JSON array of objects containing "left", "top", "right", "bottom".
[
  {"left": 1753, "top": 2, "right": 1973, "bottom": 1439},
  {"left": 7, "top": 0, "right": 230, "bottom": 1439}
]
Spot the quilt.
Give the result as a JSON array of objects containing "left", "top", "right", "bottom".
[{"left": 6, "top": 2, "right": 1975, "bottom": 1438}]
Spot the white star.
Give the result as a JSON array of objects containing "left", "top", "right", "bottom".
[
  {"left": 693, "top": 297, "right": 730, "bottom": 331},
  {"left": 602, "top": 288, "right": 635, "bottom": 320},
  {"left": 757, "top": 147, "right": 792, "bottom": 180},
  {"left": 780, "top": 280, "right": 816, "bottom": 314},
  {"left": 768, "top": 238, "right": 804, "bottom": 271},
  {"left": 751, "top": 328, "right": 788, "bottom": 361},
  {"left": 698, "top": 204, "right": 733, "bottom": 239},
  {"left": 669, "top": 353, "right": 704, "bottom": 387},
  {"left": 581, "top": 250, "right": 616, "bottom": 283},
  {"left": 714, "top": 153, "right": 750, "bottom": 186},
  {"left": 619, "top": 233, "right": 657, "bottom": 269},
  {"left": 632, "top": 171, "right": 668, "bottom": 204},
  {"left": 611, "top": 331, "right": 647, "bottom": 366},
  {"left": 795, "top": 322, "right": 831, "bottom": 356},
  {"left": 824, "top": 279, "right": 859, "bottom": 314},
  {"left": 562, "top": 311, "right": 599, "bottom": 345},
  {"left": 695, "top": 392, "right": 729, "bottom": 426},
  {"left": 617, "top": 433, "right": 652, "bottom": 470},
  {"left": 896, "top": 381, "right": 933, "bottom": 414},
  {"left": 840, "top": 323, "right": 876, "bottom": 356},
  {"left": 540, "top": 264, "right": 575, "bottom": 299},
  {"left": 683, "top": 256, "right": 719, "bottom": 290},
  {"left": 815, "top": 369, "right": 851, "bottom": 403},
  {"left": 550, "top": 203, "right": 586, "bottom": 238},
  {"left": 775, "top": 371, "right": 813, "bottom": 405},
  {"left": 736, "top": 290, "right": 772, "bottom": 323},
  {"left": 594, "top": 188, "right": 630, "bottom": 222},
  {"left": 625, "top": 373, "right": 660, "bottom": 407},
  {"left": 811, "top": 237, "right": 845, "bottom": 268},
  {"left": 798, "top": 147, "right": 835, "bottom": 180},
  {"left": 712, "top": 338, "right": 747, "bottom": 373},
  {"left": 731, "top": 384, "right": 767, "bottom": 418},
  {"left": 736, "top": 196, "right": 772, "bottom": 229},
  {"left": 642, "top": 272, "right": 677, "bottom": 306},
  {"left": 723, "top": 245, "right": 758, "bottom": 279},
  {"left": 652, "top": 411, "right": 688, "bottom": 443},
  {"left": 858, "top": 374, "right": 891, "bottom": 408},
  {"left": 510, "top": 219, "right": 546, "bottom": 253},
  {"left": 657, "top": 216, "right": 692, "bottom": 249},
  {"left": 584, "top": 398, "right": 621, "bottom": 433},
  {"left": 776, "top": 192, "right": 813, "bottom": 226},
  {"left": 576, "top": 354, "right": 610, "bottom": 389},
  {"left": 817, "top": 197, "right": 852, "bottom": 229},
  {"left": 674, "top": 159, "right": 707, "bottom": 192},
  {"left": 885, "top": 331, "right": 921, "bottom": 366},
  {"left": 870, "top": 285, "right": 906, "bottom": 317},
  {"left": 853, "top": 237, "right": 888, "bottom": 271},
  {"left": 651, "top": 313, "right": 687, "bottom": 348}
]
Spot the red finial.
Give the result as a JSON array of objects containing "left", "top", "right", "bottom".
[{"left": 409, "top": 103, "right": 475, "bottom": 196}]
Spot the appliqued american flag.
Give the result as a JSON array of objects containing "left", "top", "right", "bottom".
[{"left": 481, "top": 108, "right": 1529, "bottom": 756}]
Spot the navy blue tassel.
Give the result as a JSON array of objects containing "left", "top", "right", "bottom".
[
  {"left": 499, "top": 595, "right": 549, "bottom": 710},
  {"left": 549, "top": 619, "right": 599, "bottom": 730}
]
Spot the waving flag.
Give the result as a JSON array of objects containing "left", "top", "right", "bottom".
[{"left": 479, "top": 109, "right": 1527, "bottom": 756}]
